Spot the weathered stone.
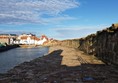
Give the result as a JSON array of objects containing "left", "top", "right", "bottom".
[{"left": 47, "top": 24, "right": 118, "bottom": 65}]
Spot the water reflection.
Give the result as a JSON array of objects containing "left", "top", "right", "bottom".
[{"left": 0, "top": 47, "right": 49, "bottom": 73}]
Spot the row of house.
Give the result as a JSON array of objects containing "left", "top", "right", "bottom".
[{"left": 0, "top": 34, "right": 49, "bottom": 45}]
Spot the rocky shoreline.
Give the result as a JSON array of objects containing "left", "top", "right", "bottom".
[{"left": 0, "top": 46, "right": 118, "bottom": 83}]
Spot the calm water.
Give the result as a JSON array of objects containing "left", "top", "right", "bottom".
[{"left": 0, "top": 47, "right": 49, "bottom": 73}]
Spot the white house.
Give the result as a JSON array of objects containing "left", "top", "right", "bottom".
[
  {"left": 14, "top": 34, "right": 49, "bottom": 45},
  {"left": 37, "top": 35, "right": 48, "bottom": 45}
]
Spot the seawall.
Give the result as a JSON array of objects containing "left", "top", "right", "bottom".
[
  {"left": 78, "top": 24, "right": 118, "bottom": 65},
  {"left": 45, "top": 24, "right": 118, "bottom": 65}
]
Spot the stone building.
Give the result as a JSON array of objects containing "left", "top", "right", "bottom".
[{"left": 0, "top": 34, "right": 17, "bottom": 45}]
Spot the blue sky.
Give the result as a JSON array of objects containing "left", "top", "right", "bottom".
[{"left": 0, "top": 0, "right": 118, "bottom": 40}]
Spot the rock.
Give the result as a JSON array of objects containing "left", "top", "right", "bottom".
[{"left": 82, "top": 76, "right": 94, "bottom": 81}]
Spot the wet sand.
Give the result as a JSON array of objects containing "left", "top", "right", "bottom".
[{"left": 0, "top": 46, "right": 118, "bottom": 83}]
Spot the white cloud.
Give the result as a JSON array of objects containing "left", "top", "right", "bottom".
[
  {"left": 0, "top": 0, "right": 79, "bottom": 24},
  {"left": 43, "top": 15, "right": 77, "bottom": 24},
  {"left": 0, "top": 30, "right": 37, "bottom": 35}
]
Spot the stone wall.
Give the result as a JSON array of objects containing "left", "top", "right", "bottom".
[
  {"left": 45, "top": 24, "right": 118, "bottom": 65},
  {"left": 95, "top": 24, "right": 118, "bottom": 65},
  {"left": 61, "top": 39, "right": 80, "bottom": 48},
  {"left": 79, "top": 34, "right": 96, "bottom": 55},
  {"left": 78, "top": 29, "right": 118, "bottom": 65}
]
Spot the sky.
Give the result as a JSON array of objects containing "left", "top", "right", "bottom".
[{"left": 0, "top": 0, "right": 118, "bottom": 40}]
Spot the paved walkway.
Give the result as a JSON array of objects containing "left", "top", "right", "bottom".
[{"left": 49, "top": 46, "right": 104, "bottom": 66}]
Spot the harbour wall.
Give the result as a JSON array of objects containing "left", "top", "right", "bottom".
[{"left": 45, "top": 24, "right": 118, "bottom": 65}]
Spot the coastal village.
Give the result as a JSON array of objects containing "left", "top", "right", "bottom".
[
  {"left": 0, "top": 33, "right": 51, "bottom": 46},
  {"left": 0, "top": 33, "right": 52, "bottom": 52}
]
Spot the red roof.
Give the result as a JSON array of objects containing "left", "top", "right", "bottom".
[
  {"left": 21, "top": 36, "right": 28, "bottom": 40},
  {"left": 40, "top": 35, "right": 48, "bottom": 40},
  {"left": 30, "top": 36, "right": 40, "bottom": 41},
  {"left": 0, "top": 36, "right": 9, "bottom": 39},
  {"left": 20, "top": 36, "right": 40, "bottom": 41}
]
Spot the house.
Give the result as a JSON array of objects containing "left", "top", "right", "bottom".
[
  {"left": 14, "top": 34, "right": 49, "bottom": 45},
  {"left": 0, "top": 34, "right": 17, "bottom": 45},
  {"left": 15, "top": 34, "right": 38, "bottom": 45},
  {"left": 37, "top": 35, "right": 49, "bottom": 45}
]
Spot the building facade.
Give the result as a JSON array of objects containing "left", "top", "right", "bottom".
[
  {"left": 0, "top": 34, "right": 17, "bottom": 45},
  {"left": 14, "top": 34, "right": 49, "bottom": 45}
]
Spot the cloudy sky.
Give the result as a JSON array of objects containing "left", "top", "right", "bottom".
[{"left": 0, "top": 0, "right": 118, "bottom": 40}]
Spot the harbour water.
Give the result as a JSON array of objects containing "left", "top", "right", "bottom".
[{"left": 0, "top": 47, "right": 49, "bottom": 73}]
